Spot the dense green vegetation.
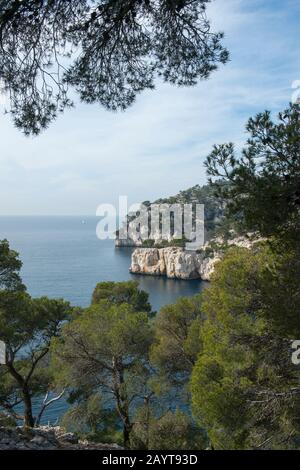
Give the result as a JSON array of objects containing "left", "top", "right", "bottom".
[
  {"left": 52, "top": 299, "right": 153, "bottom": 448},
  {"left": 0, "top": 241, "right": 73, "bottom": 427},
  {"left": 0, "top": 263, "right": 206, "bottom": 448},
  {"left": 91, "top": 280, "right": 152, "bottom": 314},
  {"left": 118, "top": 183, "right": 225, "bottom": 246},
  {"left": 205, "top": 104, "right": 300, "bottom": 244},
  {"left": 191, "top": 245, "right": 300, "bottom": 449},
  {"left": 190, "top": 104, "right": 300, "bottom": 449},
  {"left": 141, "top": 183, "right": 225, "bottom": 244},
  {"left": 51, "top": 285, "right": 207, "bottom": 449},
  {"left": 141, "top": 236, "right": 189, "bottom": 248}
]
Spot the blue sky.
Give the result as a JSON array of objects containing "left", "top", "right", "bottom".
[{"left": 0, "top": 0, "right": 300, "bottom": 215}]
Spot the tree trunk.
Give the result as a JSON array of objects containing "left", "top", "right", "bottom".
[
  {"left": 6, "top": 358, "right": 35, "bottom": 428},
  {"left": 112, "top": 356, "right": 132, "bottom": 448},
  {"left": 144, "top": 396, "right": 150, "bottom": 450},
  {"left": 123, "top": 419, "right": 132, "bottom": 449},
  {"left": 23, "top": 386, "right": 35, "bottom": 428}
]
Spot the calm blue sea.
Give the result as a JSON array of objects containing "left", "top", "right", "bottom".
[{"left": 0, "top": 216, "right": 205, "bottom": 424}]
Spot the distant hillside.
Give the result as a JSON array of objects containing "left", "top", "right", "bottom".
[
  {"left": 116, "top": 184, "right": 225, "bottom": 247},
  {"left": 143, "top": 184, "right": 225, "bottom": 241}
]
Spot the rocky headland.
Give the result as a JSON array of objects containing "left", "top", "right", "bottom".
[
  {"left": 129, "top": 236, "right": 259, "bottom": 281},
  {"left": 130, "top": 246, "right": 217, "bottom": 280},
  {"left": 116, "top": 184, "right": 261, "bottom": 281}
]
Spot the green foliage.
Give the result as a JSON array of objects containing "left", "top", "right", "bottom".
[
  {"left": 0, "top": 291, "right": 73, "bottom": 426},
  {"left": 191, "top": 245, "right": 300, "bottom": 450},
  {"left": 150, "top": 410, "right": 207, "bottom": 450},
  {"left": 0, "top": 0, "right": 228, "bottom": 135},
  {"left": 51, "top": 300, "right": 154, "bottom": 448},
  {"left": 60, "top": 394, "right": 122, "bottom": 445},
  {"left": 0, "top": 292, "right": 73, "bottom": 351},
  {"left": 205, "top": 104, "right": 300, "bottom": 243},
  {"left": 0, "top": 239, "right": 24, "bottom": 291},
  {"left": 91, "top": 280, "right": 151, "bottom": 314},
  {"left": 193, "top": 105, "right": 300, "bottom": 449},
  {"left": 142, "top": 239, "right": 155, "bottom": 248},
  {"left": 53, "top": 290, "right": 209, "bottom": 449},
  {"left": 131, "top": 408, "right": 207, "bottom": 450},
  {"left": 153, "top": 236, "right": 189, "bottom": 248},
  {"left": 151, "top": 295, "right": 204, "bottom": 385},
  {"left": 117, "top": 183, "right": 229, "bottom": 253},
  {"left": 154, "top": 183, "right": 225, "bottom": 240},
  {"left": 0, "top": 412, "right": 16, "bottom": 427},
  {"left": 127, "top": 183, "right": 225, "bottom": 247}
]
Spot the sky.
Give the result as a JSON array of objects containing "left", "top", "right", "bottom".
[{"left": 0, "top": 0, "right": 300, "bottom": 215}]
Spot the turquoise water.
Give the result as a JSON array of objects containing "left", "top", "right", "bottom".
[{"left": 0, "top": 216, "right": 205, "bottom": 423}]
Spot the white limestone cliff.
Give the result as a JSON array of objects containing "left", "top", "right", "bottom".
[
  {"left": 130, "top": 247, "right": 220, "bottom": 281},
  {"left": 129, "top": 236, "right": 262, "bottom": 281}
]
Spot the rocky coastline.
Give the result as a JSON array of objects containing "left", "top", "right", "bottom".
[
  {"left": 129, "top": 236, "right": 259, "bottom": 281},
  {"left": 130, "top": 246, "right": 218, "bottom": 281}
]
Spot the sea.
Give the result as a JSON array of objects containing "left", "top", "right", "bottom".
[{"left": 0, "top": 216, "right": 205, "bottom": 424}]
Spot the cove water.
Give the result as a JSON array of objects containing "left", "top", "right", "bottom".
[{"left": 0, "top": 216, "right": 205, "bottom": 423}]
